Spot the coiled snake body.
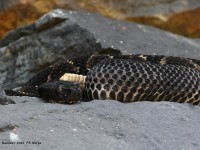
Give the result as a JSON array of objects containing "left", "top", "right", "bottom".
[{"left": 5, "top": 54, "right": 200, "bottom": 105}]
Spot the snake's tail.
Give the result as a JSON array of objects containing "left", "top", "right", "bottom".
[{"left": 4, "top": 86, "right": 40, "bottom": 97}]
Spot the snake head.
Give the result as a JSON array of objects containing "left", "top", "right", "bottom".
[{"left": 38, "top": 81, "right": 82, "bottom": 104}]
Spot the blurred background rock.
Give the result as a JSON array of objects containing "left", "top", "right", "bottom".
[{"left": 0, "top": 0, "right": 200, "bottom": 39}]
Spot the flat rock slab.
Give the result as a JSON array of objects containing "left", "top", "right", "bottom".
[
  {"left": 0, "top": 99, "right": 200, "bottom": 150},
  {"left": 60, "top": 9, "right": 200, "bottom": 58}
]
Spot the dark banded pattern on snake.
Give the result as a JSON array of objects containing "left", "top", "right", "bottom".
[
  {"left": 85, "top": 58, "right": 200, "bottom": 105},
  {"left": 4, "top": 54, "right": 200, "bottom": 105}
]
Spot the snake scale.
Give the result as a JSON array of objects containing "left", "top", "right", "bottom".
[{"left": 5, "top": 54, "right": 200, "bottom": 105}]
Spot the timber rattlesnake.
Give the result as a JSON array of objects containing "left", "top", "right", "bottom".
[{"left": 5, "top": 54, "right": 200, "bottom": 105}]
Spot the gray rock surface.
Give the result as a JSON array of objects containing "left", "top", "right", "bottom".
[
  {"left": 0, "top": 10, "right": 102, "bottom": 88},
  {"left": 1, "top": 9, "right": 200, "bottom": 150},
  {"left": 65, "top": 9, "right": 200, "bottom": 57},
  {"left": 0, "top": 87, "right": 15, "bottom": 105},
  {"left": 0, "top": 98, "right": 200, "bottom": 150}
]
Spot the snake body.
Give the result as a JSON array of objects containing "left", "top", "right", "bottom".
[
  {"left": 5, "top": 54, "right": 200, "bottom": 105},
  {"left": 86, "top": 58, "right": 200, "bottom": 105}
]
